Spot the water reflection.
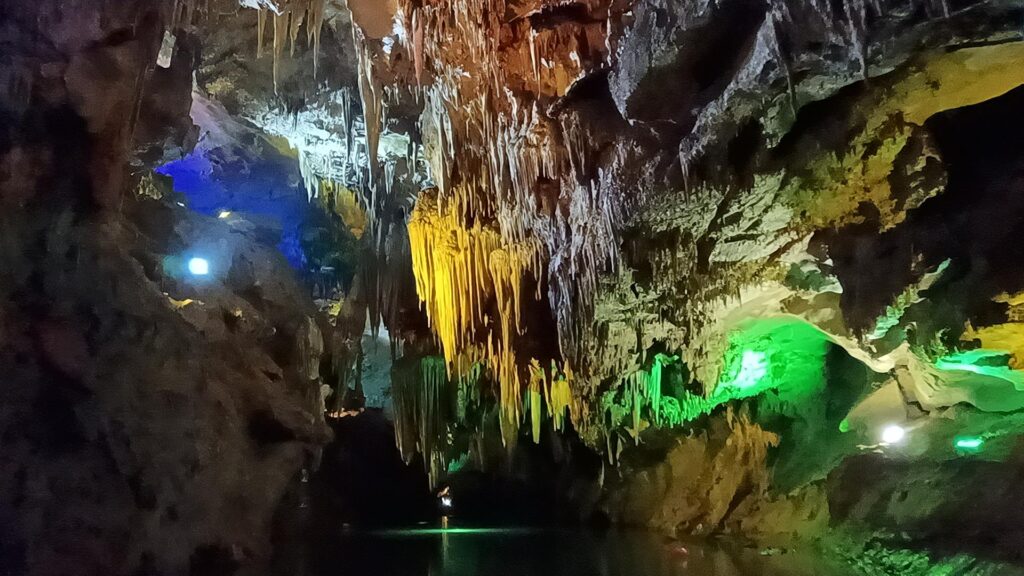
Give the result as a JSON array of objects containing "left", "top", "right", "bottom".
[{"left": 311, "top": 523, "right": 849, "bottom": 576}]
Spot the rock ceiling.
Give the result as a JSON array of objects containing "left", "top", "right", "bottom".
[{"left": 19, "top": 0, "right": 1024, "bottom": 464}]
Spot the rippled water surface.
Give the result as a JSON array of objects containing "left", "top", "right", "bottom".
[{"left": 308, "top": 523, "right": 851, "bottom": 576}]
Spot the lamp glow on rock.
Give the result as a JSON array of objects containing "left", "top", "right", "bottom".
[
  {"left": 881, "top": 424, "right": 906, "bottom": 445},
  {"left": 954, "top": 436, "right": 984, "bottom": 451},
  {"left": 188, "top": 257, "right": 210, "bottom": 276}
]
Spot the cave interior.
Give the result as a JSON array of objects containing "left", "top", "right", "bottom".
[{"left": 4, "top": 1, "right": 1024, "bottom": 575}]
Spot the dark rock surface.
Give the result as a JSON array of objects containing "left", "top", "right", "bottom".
[
  {"left": 310, "top": 411, "right": 434, "bottom": 528},
  {"left": 0, "top": 192, "right": 332, "bottom": 575},
  {"left": 0, "top": 2, "right": 330, "bottom": 574}
]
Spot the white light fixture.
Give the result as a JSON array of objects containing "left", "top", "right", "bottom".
[
  {"left": 881, "top": 425, "right": 906, "bottom": 444},
  {"left": 218, "top": 210, "right": 232, "bottom": 219},
  {"left": 188, "top": 257, "right": 210, "bottom": 276},
  {"left": 440, "top": 495, "right": 453, "bottom": 508}
]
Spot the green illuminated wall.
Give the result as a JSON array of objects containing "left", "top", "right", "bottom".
[
  {"left": 602, "top": 318, "right": 831, "bottom": 436},
  {"left": 716, "top": 318, "right": 829, "bottom": 407}
]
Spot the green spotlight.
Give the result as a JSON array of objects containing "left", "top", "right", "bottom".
[
  {"left": 721, "top": 350, "right": 769, "bottom": 391},
  {"left": 954, "top": 436, "right": 984, "bottom": 451}
]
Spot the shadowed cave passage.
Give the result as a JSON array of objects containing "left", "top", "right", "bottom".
[
  {"left": 826, "top": 84, "right": 1024, "bottom": 339},
  {"left": 6, "top": 1, "right": 1024, "bottom": 576}
]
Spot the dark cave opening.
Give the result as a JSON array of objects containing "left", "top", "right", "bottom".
[
  {"left": 920, "top": 85, "right": 1024, "bottom": 289},
  {"left": 823, "top": 84, "right": 1024, "bottom": 338}
]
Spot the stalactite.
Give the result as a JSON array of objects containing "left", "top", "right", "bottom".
[
  {"left": 843, "top": 0, "right": 869, "bottom": 79},
  {"left": 407, "top": 189, "right": 552, "bottom": 446},
  {"left": 318, "top": 180, "right": 368, "bottom": 238},
  {"left": 170, "top": 0, "right": 182, "bottom": 28},
  {"left": 249, "top": 0, "right": 327, "bottom": 90},
  {"left": 548, "top": 362, "right": 573, "bottom": 433},
  {"left": 288, "top": 7, "right": 304, "bottom": 57},
  {"left": 408, "top": 192, "right": 500, "bottom": 361},
  {"left": 528, "top": 361, "right": 544, "bottom": 444},
  {"left": 605, "top": 353, "right": 688, "bottom": 441},
  {"left": 353, "top": 29, "right": 382, "bottom": 187},
  {"left": 307, "top": 0, "right": 325, "bottom": 77},
  {"left": 522, "top": 359, "right": 577, "bottom": 442},
  {"left": 412, "top": 8, "right": 425, "bottom": 86},
  {"left": 768, "top": 4, "right": 798, "bottom": 120},
  {"left": 455, "top": 360, "right": 484, "bottom": 424},
  {"left": 257, "top": 8, "right": 267, "bottom": 57},
  {"left": 343, "top": 0, "right": 629, "bottom": 453},
  {"left": 272, "top": 12, "right": 287, "bottom": 93},
  {"left": 393, "top": 356, "right": 452, "bottom": 488}
]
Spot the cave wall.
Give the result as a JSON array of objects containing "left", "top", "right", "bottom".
[{"left": 0, "top": 2, "right": 331, "bottom": 575}]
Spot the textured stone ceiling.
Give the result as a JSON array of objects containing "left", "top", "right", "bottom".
[{"left": 181, "top": 0, "right": 1024, "bottom": 460}]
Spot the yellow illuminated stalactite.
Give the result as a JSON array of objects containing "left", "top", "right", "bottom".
[
  {"left": 549, "top": 362, "right": 574, "bottom": 433},
  {"left": 409, "top": 192, "right": 553, "bottom": 446},
  {"left": 408, "top": 194, "right": 502, "bottom": 362},
  {"left": 530, "top": 359, "right": 574, "bottom": 436},
  {"left": 370, "top": 0, "right": 623, "bottom": 451},
  {"left": 488, "top": 338, "right": 522, "bottom": 448},
  {"left": 318, "top": 180, "right": 367, "bottom": 239},
  {"left": 489, "top": 243, "right": 541, "bottom": 442},
  {"left": 527, "top": 361, "right": 545, "bottom": 444}
]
